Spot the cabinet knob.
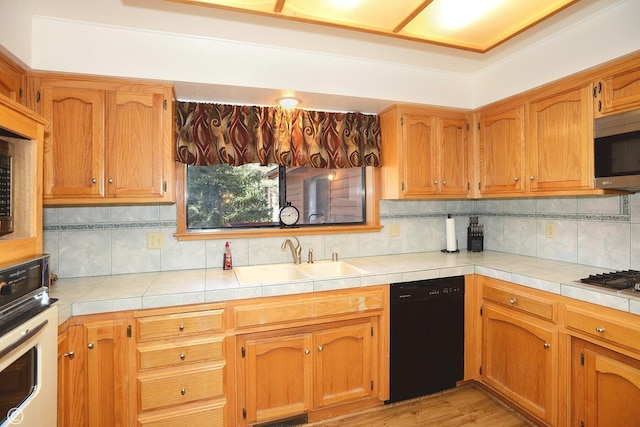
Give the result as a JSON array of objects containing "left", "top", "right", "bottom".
[
  {"left": 87, "top": 342, "right": 94, "bottom": 349},
  {"left": 544, "top": 343, "right": 551, "bottom": 349},
  {"left": 108, "top": 178, "right": 113, "bottom": 184},
  {"left": 180, "top": 388, "right": 186, "bottom": 395},
  {"left": 514, "top": 177, "right": 519, "bottom": 182},
  {"left": 508, "top": 298, "right": 517, "bottom": 305},
  {"left": 180, "top": 353, "right": 186, "bottom": 360},
  {"left": 596, "top": 327, "right": 605, "bottom": 333},
  {"left": 318, "top": 346, "right": 323, "bottom": 352},
  {"left": 530, "top": 175, "right": 535, "bottom": 181},
  {"left": 434, "top": 180, "right": 438, "bottom": 184},
  {"left": 442, "top": 180, "right": 447, "bottom": 185},
  {"left": 91, "top": 178, "right": 97, "bottom": 184},
  {"left": 179, "top": 324, "right": 184, "bottom": 331},
  {"left": 305, "top": 349, "right": 310, "bottom": 355},
  {"left": 63, "top": 351, "right": 75, "bottom": 358}
]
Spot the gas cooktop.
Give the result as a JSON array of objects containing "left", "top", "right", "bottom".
[{"left": 580, "top": 270, "right": 640, "bottom": 291}]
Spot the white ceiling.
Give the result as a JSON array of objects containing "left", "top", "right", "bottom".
[{"left": 10, "top": 0, "right": 636, "bottom": 112}]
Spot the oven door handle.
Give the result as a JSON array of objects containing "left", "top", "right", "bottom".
[{"left": 0, "top": 319, "right": 49, "bottom": 359}]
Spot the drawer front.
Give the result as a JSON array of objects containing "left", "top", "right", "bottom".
[
  {"left": 565, "top": 306, "right": 640, "bottom": 353},
  {"left": 137, "top": 310, "right": 224, "bottom": 341},
  {"left": 138, "top": 402, "right": 225, "bottom": 427},
  {"left": 138, "top": 364, "right": 225, "bottom": 411},
  {"left": 234, "top": 290, "right": 384, "bottom": 328},
  {"left": 483, "top": 282, "right": 555, "bottom": 322},
  {"left": 138, "top": 337, "right": 224, "bottom": 370}
]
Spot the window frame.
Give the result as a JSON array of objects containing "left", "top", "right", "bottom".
[{"left": 173, "top": 162, "right": 382, "bottom": 241}]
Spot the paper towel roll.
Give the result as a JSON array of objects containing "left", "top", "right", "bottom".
[{"left": 446, "top": 216, "right": 457, "bottom": 252}]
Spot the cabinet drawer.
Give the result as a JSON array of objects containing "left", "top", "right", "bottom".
[
  {"left": 483, "top": 282, "right": 555, "bottom": 322},
  {"left": 137, "top": 310, "right": 224, "bottom": 341},
  {"left": 565, "top": 306, "right": 640, "bottom": 353},
  {"left": 138, "top": 401, "right": 225, "bottom": 427},
  {"left": 138, "top": 363, "right": 225, "bottom": 411},
  {"left": 234, "top": 290, "right": 383, "bottom": 328},
  {"left": 138, "top": 337, "right": 224, "bottom": 370}
]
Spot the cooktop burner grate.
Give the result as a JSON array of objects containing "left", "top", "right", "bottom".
[{"left": 580, "top": 270, "right": 640, "bottom": 290}]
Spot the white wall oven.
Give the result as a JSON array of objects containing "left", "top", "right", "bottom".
[{"left": 0, "top": 255, "right": 57, "bottom": 427}]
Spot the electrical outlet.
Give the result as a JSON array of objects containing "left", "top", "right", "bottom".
[
  {"left": 545, "top": 222, "right": 556, "bottom": 239},
  {"left": 387, "top": 223, "right": 400, "bottom": 237},
  {"left": 147, "top": 232, "right": 165, "bottom": 249}
]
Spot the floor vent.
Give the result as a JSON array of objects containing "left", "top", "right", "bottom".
[{"left": 254, "top": 414, "right": 308, "bottom": 427}]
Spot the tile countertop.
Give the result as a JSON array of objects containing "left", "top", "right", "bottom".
[{"left": 50, "top": 250, "right": 640, "bottom": 325}]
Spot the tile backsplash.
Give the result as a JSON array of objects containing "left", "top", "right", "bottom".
[{"left": 44, "top": 194, "right": 640, "bottom": 278}]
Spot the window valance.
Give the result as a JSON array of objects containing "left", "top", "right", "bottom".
[{"left": 175, "top": 102, "right": 381, "bottom": 168}]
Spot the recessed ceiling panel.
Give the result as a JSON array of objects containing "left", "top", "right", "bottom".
[{"left": 168, "top": 0, "right": 581, "bottom": 52}]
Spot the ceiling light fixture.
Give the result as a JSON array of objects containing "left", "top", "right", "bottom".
[
  {"left": 277, "top": 97, "right": 300, "bottom": 109},
  {"left": 435, "top": 0, "right": 506, "bottom": 30}
]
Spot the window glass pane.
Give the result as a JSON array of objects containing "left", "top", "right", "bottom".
[
  {"left": 285, "top": 167, "right": 365, "bottom": 225},
  {"left": 187, "top": 164, "right": 279, "bottom": 229},
  {"left": 186, "top": 164, "right": 365, "bottom": 230}
]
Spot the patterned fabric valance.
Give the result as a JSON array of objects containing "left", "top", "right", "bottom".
[{"left": 175, "top": 102, "right": 381, "bottom": 168}]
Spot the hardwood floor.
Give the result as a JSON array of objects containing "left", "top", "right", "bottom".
[{"left": 307, "top": 385, "right": 537, "bottom": 427}]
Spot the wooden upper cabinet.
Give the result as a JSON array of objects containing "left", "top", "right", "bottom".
[
  {"left": 28, "top": 73, "right": 175, "bottom": 205},
  {"left": 527, "top": 83, "right": 593, "bottom": 193},
  {"left": 0, "top": 52, "right": 25, "bottom": 104},
  {"left": 477, "top": 103, "right": 526, "bottom": 195},
  {"left": 379, "top": 105, "right": 470, "bottom": 199},
  {"left": 402, "top": 113, "right": 438, "bottom": 196},
  {"left": 594, "top": 65, "right": 640, "bottom": 117},
  {"left": 41, "top": 86, "right": 106, "bottom": 198}
]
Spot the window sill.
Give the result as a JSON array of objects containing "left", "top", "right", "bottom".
[{"left": 174, "top": 224, "right": 383, "bottom": 241}]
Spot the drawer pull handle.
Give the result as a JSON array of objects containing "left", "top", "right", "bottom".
[
  {"left": 543, "top": 343, "right": 551, "bottom": 349},
  {"left": 179, "top": 324, "right": 184, "bottom": 331},
  {"left": 180, "top": 353, "right": 186, "bottom": 360},
  {"left": 596, "top": 327, "right": 605, "bottom": 333},
  {"left": 508, "top": 298, "right": 517, "bottom": 305},
  {"left": 63, "top": 351, "right": 74, "bottom": 358},
  {"left": 181, "top": 388, "right": 186, "bottom": 395}
]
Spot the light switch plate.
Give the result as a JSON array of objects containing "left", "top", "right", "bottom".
[
  {"left": 387, "top": 223, "right": 400, "bottom": 237},
  {"left": 147, "top": 232, "right": 165, "bottom": 249},
  {"left": 545, "top": 222, "right": 556, "bottom": 239}
]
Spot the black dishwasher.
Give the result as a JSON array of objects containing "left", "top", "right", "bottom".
[{"left": 388, "top": 276, "right": 465, "bottom": 403}]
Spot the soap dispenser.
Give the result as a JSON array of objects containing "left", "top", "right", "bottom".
[{"left": 223, "top": 241, "right": 233, "bottom": 270}]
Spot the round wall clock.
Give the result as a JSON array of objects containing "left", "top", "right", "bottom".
[{"left": 279, "top": 202, "right": 300, "bottom": 227}]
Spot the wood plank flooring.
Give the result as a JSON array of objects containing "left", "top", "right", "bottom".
[{"left": 307, "top": 385, "right": 537, "bottom": 427}]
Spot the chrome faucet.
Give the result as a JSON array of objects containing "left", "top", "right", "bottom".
[{"left": 281, "top": 237, "right": 302, "bottom": 265}]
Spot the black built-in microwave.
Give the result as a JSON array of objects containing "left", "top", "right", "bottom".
[
  {"left": 594, "top": 109, "right": 640, "bottom": 192},
  {"left": 0, "top": 140, "right": 13, "bottom": 236}
]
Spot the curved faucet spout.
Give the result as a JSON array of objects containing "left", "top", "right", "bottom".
[{"left": 281, "top": 237, "right": 302, "bottom": 265}]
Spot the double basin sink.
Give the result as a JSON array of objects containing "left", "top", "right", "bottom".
[{"left": 234, "top": 260, "right": 367, "bottom": 285}]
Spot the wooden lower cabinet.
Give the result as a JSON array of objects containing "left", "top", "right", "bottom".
[
  {"left": 571, "top": 338, "right": 640, "bottom": 426},
  {"left": 482, "top": 304, "right": 556, "bottom": 425},
  {"left": 57, "top": 316, "right": 134, "bottom": 427},
  {"left": 237, "top": 319, "right": 377, "bottom": 426}
]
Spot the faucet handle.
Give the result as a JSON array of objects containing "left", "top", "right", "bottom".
[{"left": 308, "top": 248, "right": 314, "bottom": 263}]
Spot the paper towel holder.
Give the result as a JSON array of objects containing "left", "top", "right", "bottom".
[{"left": 441, "top": 214, "right": 459, "bottom": 253}]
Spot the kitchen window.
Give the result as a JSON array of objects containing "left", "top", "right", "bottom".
[{"left": 185, "top": 164, "right": 366, "bottom": 230}]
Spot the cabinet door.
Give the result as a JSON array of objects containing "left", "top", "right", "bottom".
[
  {"left": 438, "top": 117, "right": 469, "bottom": 195},
  {"left": 482, "top": 305, "right": 556, "bottom": 424},
  {"left": 41, "top": 85, "right": 105, "bottom": 198},
  {"left": 595, "top": 66, "right": 640, "bottom": 117},
  {"left": 58, "top": 325, "right": 86, "bottom": 427},
  {"left": 528, "top": 84, "right": 593, "bottom": 192},
  {"left": 478, "top": 104, "right": 526, "bottom": 194},
  {"left": 85, "top": 319, "right": 131, "bottom": 427},
  {"left": 106, "top": 90, "right": 167, "bottom": 199},
  {"left": 314, "top": 322, "right": 374, "bottom": 408},
  {"left": 0, "top": 53, "right": 24, "bottom": 103},
  {"left": 241, "top": 333, "right": 313, "bottom": 424},
  {"left": 572, "top": 338, "right": 640, "bottom": 427},
  {"left": 401, "top": 113, "right": 437, "bottom": 196}
]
